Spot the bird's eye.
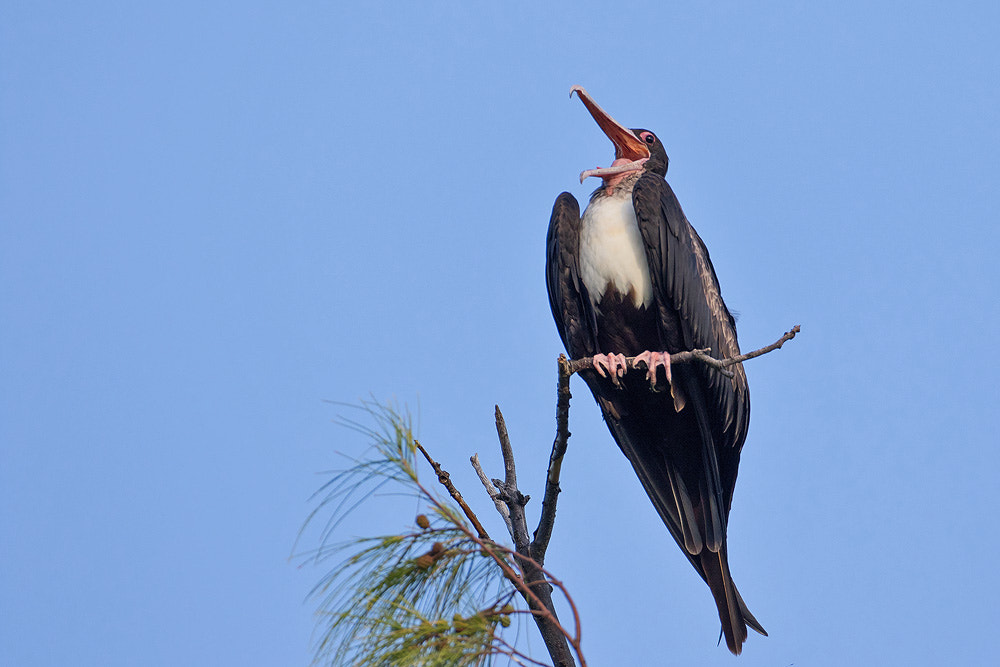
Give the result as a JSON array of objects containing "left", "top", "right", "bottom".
[{"left": 642, "top": 132, "right": 656, "bottom": 145}]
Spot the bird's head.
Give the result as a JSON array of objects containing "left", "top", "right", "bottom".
[{"left": 570, "top": 85, "right": 669, "bottom": 190}]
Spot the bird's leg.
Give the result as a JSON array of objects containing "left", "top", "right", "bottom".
[
  {"left": 592, "top": 353, "right": 628, "bottom": 388},
  {"left": 633, "top": 351, "right": 672, "bottom": 391}
]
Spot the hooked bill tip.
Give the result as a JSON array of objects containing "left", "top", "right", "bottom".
[{"left": 569, "top": 85, "right": 586, "bottom": 99}]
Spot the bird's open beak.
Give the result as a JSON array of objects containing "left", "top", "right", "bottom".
[{"left": 571, "top": 85, "right": 650, "bottom": 184}]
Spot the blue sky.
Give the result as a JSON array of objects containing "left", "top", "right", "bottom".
[{"left": 3, "top": 1, "right": 999, "bottom": 665}]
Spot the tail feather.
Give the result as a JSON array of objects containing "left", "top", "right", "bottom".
[
  {"left": 735, "top": 585, "right": 767, "bottom": 638},
  {"left": 700, "top": 546, "right": 757, "bottom": 655}
]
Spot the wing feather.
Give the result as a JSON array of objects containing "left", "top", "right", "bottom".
[
  {"left": 546, "top": 192, "right": 598, "bottom": 359},
  {"left": 633, "top": 175, "right": 750, "bottom": 514}
]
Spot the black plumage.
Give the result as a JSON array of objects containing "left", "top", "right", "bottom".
[{"left": 545, "top": 87, "right": 765, "bottom": 654}]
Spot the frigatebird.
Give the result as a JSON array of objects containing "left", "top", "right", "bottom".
[{"left": 545, "top": 86, "right": 766, "bottom": 654}]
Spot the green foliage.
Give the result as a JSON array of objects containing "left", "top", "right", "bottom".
[{"left": 300, "top": 401, "right": 519, "bottom": 667}]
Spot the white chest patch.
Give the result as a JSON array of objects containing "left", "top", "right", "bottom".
[{"left": 579, "top": 194, "right": 653, "bottom": 309}]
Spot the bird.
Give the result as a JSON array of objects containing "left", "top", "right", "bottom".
[{"left": 545, "top": 86, "right": 766, "bottom": 654}]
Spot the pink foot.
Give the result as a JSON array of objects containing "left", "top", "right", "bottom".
[
  {"left": 633, "top": 351, "right": 672, "bottom": 390},
  {"left": 592, "top": 353, "right": 628, "bottom": 387}
]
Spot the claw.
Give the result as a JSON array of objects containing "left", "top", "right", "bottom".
[
  {"left": 633, "top": 351, "right": 672, "bottom": 391},
  {"left": 592, "top": 353, "right": 628, "bottom": 388}
]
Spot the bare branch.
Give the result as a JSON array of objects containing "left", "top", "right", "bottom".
[
  {"left": 471, "top": 453, "right": 513, "bottom": 540},
  {"left": 719, "top": 324, "right": 801, "bottom": 366},
  {"left": 530, "top": 354, "right": 573, "bottom": 564},
  {"left": 564, "top": 324, "right": 801, "bottom": 379},
  {"left": 494, "top": 406, "right": 518, "bottom": 497},
  {"left": 493, "top": 406, "right": 532, "bottom": 555}
]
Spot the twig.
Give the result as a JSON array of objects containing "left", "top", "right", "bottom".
[
  {"left": 471, "top": 453, "right": 513, "bottom": 539},
  {"left": 415, "top": 441, "right": 492, "bottom": 541},
  {"left": 718, "top": 324, "right": 800, "bottom": 366},
  {"left": 564, "top": 324, "right": 801, "bottom": 379}
]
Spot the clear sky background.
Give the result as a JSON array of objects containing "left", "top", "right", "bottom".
[{"left": 3, "top": 2, "right": 999, "bottom": 665}]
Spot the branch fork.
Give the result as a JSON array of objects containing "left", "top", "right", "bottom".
[{"left": 492, "top": 480, "right": 529, "bottom": 508}]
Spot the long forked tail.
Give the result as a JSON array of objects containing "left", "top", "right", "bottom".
[{"left": 700, "top": 546, "right": 767, "bottom": 655}]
